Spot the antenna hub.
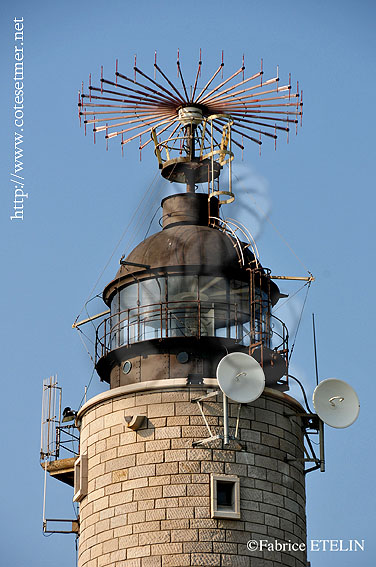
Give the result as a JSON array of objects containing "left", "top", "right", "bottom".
[{"left": 178, "top": 106, "right": 203, "bottom": 126}]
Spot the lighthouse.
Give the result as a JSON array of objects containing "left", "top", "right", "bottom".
[{"left": 41, "top": 55, "right": 333, "bottom": 567}]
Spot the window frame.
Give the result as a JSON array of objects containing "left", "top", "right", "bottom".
[
  {"left": 73, "top": 453, "right": 88, "bottom": 503},
  {"left": 210, "top": 473, "right": 241, "bottom": 519}
]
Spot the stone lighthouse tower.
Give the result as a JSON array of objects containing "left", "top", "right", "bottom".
[
  {"left": 75, "top": 189, "right": 308, "bottom": 567},
  {"left": 43, "top": 56, "right": 316, "bottom": 567}
]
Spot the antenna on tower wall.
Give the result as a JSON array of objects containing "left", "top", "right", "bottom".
[
  {"left": 40, "top": 376, "right": 61, "bottom": 462},
  {"left": 40, "top": 377, "right": 79, "bottom": 535},
  {"left": 192, "top": 353, "right": 266, "bottom": 447}
]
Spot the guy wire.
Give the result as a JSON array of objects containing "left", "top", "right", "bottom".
[
  {"left": 233, "top": 170, "right": 312, "bottom": 276},
  {"left": 288, "top": 280, "right": 311, "bottom": 363},
  {"left": 74, "top": 170, "right": 159, "bottom": 324}
]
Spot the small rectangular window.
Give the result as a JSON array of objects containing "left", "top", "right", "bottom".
[
  {"left": 210, "top": 474, "right": 240, "bottom": 519},
  {"left": 73, "top": 453, "right": 88, "bottom": 503}
]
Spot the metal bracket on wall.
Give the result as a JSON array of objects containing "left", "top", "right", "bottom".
[
  {"left": 187, "top": 373, "right": 204, "bottom": 385},
  {"left": 119, "top": 259, "right": 151, "bottom": 269},
  {"left": 43, "top": 518, "right": 79, "bottom": 534},
  {"left": 191, "top": 390, "right": 244, "bottom": 449},
  {"left": 191, "top": 390, "right": 220, "bottom": 446},
  {"left": 285, "top": 412, "right": 325, "bottom": 474}
]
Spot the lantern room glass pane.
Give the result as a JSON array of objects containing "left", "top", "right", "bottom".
[
  {"left": 199, "top": 277, "right": 227, "bottom": 337},
  {"left": 199, "top": 276, "right": 227, "bottom": 302},
  {"left": 167, "top": 276, "right": 198, "bottom": 337},
  {"left": 140, "top": 278, "right": 165, "bottom": 305},
  {"left": 109, "top": 291, "right": 120, "bottom": 349},
  {"left": 120, "top": 283, "right": 138, "bottom": 311},
  {"left": 117, "top": 282, "right": 138, "bottom": 345},
  {"left": 139, "top": 278, "right": 165, "bottom": 340},
  {"left": 168, "top": 275, "right": 198, "bottom": 302}
]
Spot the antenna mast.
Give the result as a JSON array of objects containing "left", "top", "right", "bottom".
[{"left": 79, "top": 52, "right": 303, "bottom": 202}]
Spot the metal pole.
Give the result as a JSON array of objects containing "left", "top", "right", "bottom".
[
  {"left": 186, "top": 123, "right": 196, "bottom": 193},
  {"left": 223, "top": 394, "right": 229, "bottom": 445},
  {"left": 234, "top": 403, "right": 241, "bottom": 439},
  {"left": 47, "top": 377, "right": 52, "bottom": 457},
  {"left": 312, "top": 313, "right": 319, "bottom": 386},
  {"left": 40, "top": 379, "right": 46, "bottom": 459},
  {"left": 42, "top": 459, "right": 48, "bottom": 531},
  {"left": 319, "top": 418, "right": 325, "bottom": 472}
]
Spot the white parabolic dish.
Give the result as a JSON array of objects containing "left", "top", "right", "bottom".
[
  {"left": 312, "top": 378, "right": 360, "bottom": 429},
  {"left": 216, "top": 352, "right": 265, "bottom": 403}
]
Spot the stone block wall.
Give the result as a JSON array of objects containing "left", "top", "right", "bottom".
[{"left": 77, "top": 386, "right": 306, "bottom": 567}]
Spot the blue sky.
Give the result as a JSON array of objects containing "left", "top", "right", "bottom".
[{"left": 1, "top": 1, "right": 375, "bottom": 565}]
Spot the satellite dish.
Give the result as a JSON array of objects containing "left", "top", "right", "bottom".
[
  {"left": 216, "top": 352, "right": 265, "bottom": 403},
  {"left": 313, "top": 378, "right": 360, "bottom": 429}
]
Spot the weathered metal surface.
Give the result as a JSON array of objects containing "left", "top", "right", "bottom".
[
  {"left": 161, "top": 193, "right": 219, "bottom": 228},
  {"left": 100, "top": 337, "right": 243, "bottom": 387},
  {"left": 40, "top": 457, "right": 76, "bottom": 487}
]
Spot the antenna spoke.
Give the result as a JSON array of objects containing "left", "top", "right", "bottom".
[
  {"left": 198, "top": 66, "right": 244, "bottom": 105},
  {"left": 216, "top": 118, "right": 277, "bottom": 139},
  {"left": 135, "top": 66, "right": 184, "bottom": 104},
  {"left": 194, "top": 64, "right": 223, "bottom": 103},
  {"left": 116, "top": 72, "right": 182, "bottom": 106},
  {"left": 106, "top": 116, "right": 176, "bottom": 139},
  {"left": 203, "top": 71, "right": 263, "bottom": 105},
  {"left": 205, "top": 77, "right": 280, "bottom": 105},
  {"left": 99, "top": 80, "right": 178, "bottom": 107},
  {"left": 86, "top": 110, "right": 172, "bottom": 126},
  {"left": 153, "top": 63, "right": 187, "bottom": 103},
  {"left": 177, "top": 60, "right": 189, "bottom": 101},
  {"left": 191, "top": 51, "right": 202, "bottom": 102},
  {"left": 121, "top": 117, "right": 177, "bottom": 145},
  {"left": 95, "top": 112, "right": 176, "bottom": 133},
  {"left": 85, "top": 92, "right": 175, "bottom": 110}
]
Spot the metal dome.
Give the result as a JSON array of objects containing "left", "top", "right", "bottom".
[{"left": 102, "top": 193, "right": 279, "bottom": 304}]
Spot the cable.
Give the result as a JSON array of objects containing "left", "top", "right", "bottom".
[
  {"left": 83, "top": 294, "right": 103, "bottom": 333},
  {"left": 77, "top": 326, "right": 95, "bottom": 347},
  {"left": 115, "top": 176, "right": 164, "bottom": 265},
  {"left": 74, "top": 170, "right": 159, "bottom": 325},
  {"left": 74, "top": 173, "right": 164, "bottom": 375},
  {"left": 76, "top": 327, "right": 95, "bottom": 364},
  {"left": 75, "top": 535, "right": 79, "bottom": 567},
  {"left": 273, "top": 281, "right": 310, "bottom": 313},
  {"left": 77, "top": 367, "right": 96, "bottom": 411},
  {"left": 144, "top": 205, "right": 161, "bottom": 239},
  {"left": 288, "top": 374, "right": 312, "bottom": 414},
  {"left": 288, "top": 280, "right": 311, "bottom": 363},
  {"left": 233, "top": 170, "right": 312, "bottom": 276}
]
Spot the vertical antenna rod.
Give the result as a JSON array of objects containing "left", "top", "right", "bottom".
[{"left": 312, "top": 313, "right": 319, "bottom": 386}]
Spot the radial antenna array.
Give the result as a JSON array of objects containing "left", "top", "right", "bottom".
[{"left": 78, "top": 51, "right": 303, "bottom": 195}]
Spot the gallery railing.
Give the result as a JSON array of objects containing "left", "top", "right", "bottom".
[{"left": 95, "top": 300, "right": 288, "bottom": 364}]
